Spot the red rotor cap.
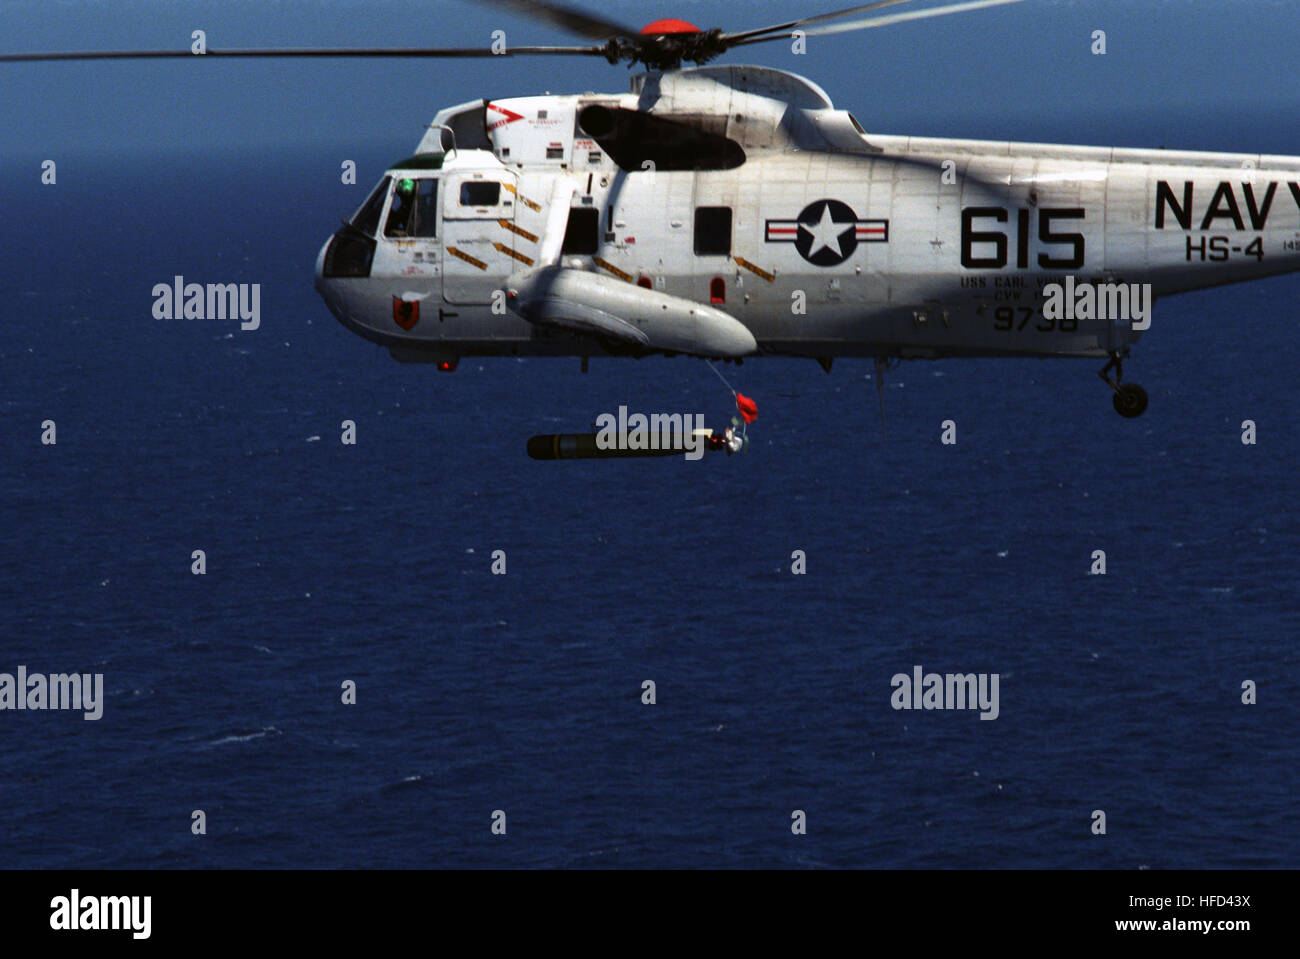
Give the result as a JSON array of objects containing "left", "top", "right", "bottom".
[{"left": 639, "top": 18, "right": 702, "bottom": 35}]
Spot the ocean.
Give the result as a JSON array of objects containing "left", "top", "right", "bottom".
[{"left": 1, "top": 145, "right": 1296, "bottom": 868}]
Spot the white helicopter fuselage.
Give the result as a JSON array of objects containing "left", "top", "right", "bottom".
[{"left": 315, "top": 65, "right": 1300, "bottom": 369}]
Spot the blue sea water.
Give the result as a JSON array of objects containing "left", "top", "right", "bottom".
[{"left": 0, "top": 145, "right": 1296, "bottom": 869}]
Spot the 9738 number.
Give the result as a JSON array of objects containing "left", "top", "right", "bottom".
[{"left": 992, "top": 305, "right": 1078, "bottom": 332}]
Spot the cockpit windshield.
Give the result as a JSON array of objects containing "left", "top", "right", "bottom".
[
  {"left": 384, "top": 177, "right": 439, "bottom": 238},
  {"left": 350, "top": 177, "right": 391, "bottom": 236}
]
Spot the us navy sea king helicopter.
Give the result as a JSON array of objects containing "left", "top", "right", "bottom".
[{"left": 12, "top": 0, "right": 1300, "bottom": 424}]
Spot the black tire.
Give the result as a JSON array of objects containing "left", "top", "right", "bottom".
[{"left": 1113, "top": 383, "right": 1148, "bottom": 418}]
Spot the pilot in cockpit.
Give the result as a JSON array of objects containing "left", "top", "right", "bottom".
[{"left": 384, "top": 178, "right": 415, "bottom": 237}]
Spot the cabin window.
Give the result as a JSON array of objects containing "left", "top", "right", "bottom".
[
  {"left": 562, "top": 208, "right": 600, "bottom": 255},
  {"left": 459, "top": 181, "right": 501, "bottom": 207},
  {"left": 351, "top": 176, "right": 392, "bottom": 237},
  {"left": 694, "top": 207, "right": 732, "bottom": 255},
  {"left": 384, "top": 178, "right": 438, "bottom": 238}
]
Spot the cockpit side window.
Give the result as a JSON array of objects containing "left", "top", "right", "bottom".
[
  {"left": 351, "top": 176, "right": 391, "bottom": 236},
  {"left": 411, "top": 180, "right": 438, "bottom": 237},
  {"left": 384, "top": 178, "right": 439, "bottom": 238},
  {"left": 460, "top": 181, "right": 501, "bottom": 207}
]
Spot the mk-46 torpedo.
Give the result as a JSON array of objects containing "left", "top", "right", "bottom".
[{"left": 527, "top": 427, "right": 738, "bottom": 460}]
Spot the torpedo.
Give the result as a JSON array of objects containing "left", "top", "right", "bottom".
[{"left": 527, "top": 427, "right": 741, "bottom": 460}]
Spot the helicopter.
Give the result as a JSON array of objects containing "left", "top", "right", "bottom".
[{"left": 10, "top": 0, "right": 1300, "bottom": 425}]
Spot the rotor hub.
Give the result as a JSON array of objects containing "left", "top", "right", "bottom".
[{"left": 639, "top": 18, "right": 702, "bottom": 35}]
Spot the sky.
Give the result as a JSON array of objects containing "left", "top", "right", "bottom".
[{"left": 3, "top": 0, "right": 1300, "bottom": 163}]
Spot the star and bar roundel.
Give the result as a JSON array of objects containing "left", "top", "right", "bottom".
[{"left": 765, "top": 199, "right": 888, "bottom": 267}]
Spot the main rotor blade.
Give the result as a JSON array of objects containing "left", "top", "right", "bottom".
[
  {"left": 478, "top": 0, "right": 639, "bottom": 41},
  {"left": 0, "top": 45, "right": 606, "bottom": 63},
  {"left": 719, "top": 0, "right": 918, "bottom": 46},
  {"left": 736, "top": 0, "right": 1026, "bottom": 45}
]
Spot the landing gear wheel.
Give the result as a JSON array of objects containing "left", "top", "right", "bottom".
[
  {"left": 1112, "top": 383, "right": 1148, "bottom": 418},
  {"left": 1098, "top": 349, "right": 1148, "bottom": 418}
]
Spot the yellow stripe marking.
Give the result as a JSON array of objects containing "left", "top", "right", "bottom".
[
  {"left": 493, "top": 242, "right": 534, "bottom": 266},
  {"left": 593, "top": 257, "right": 634, "bottom": 283},
  {"left": 733, "top": 255, "right": 775, "bottom": 283},
  {"left": 502, "top": 183, "right": 542, "bottom": 212},
  {"left": 446, "top": 246, "right": 488, "bottom": 270},
  {"left": 498, "top": 219, "right": 539, "bottom": 243}
]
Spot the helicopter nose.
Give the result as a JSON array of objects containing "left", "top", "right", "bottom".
[
  {"left": 313, "top": 237, "right": 341, "bottom": 317},
  {"left": 314, "top": 234, "right": 368, "bottom": 339},
  {"left": 314, "top": 236, "right": 329, "bottom": 281}
]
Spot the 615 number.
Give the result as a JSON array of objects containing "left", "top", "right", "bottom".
[{"left": 962, "top": 207, "right": 1086, "bottom": 270}]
